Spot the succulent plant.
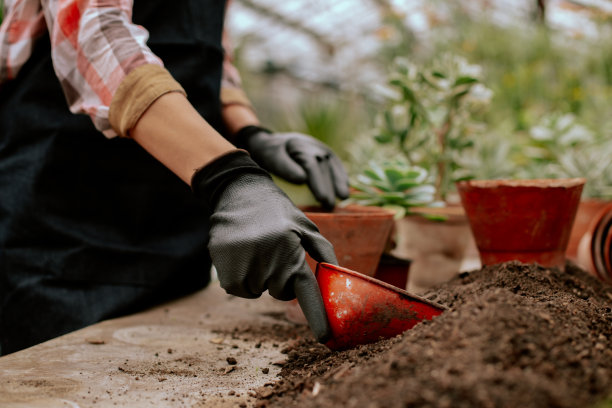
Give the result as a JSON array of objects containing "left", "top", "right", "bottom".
[{"left": 345, "top": 160, "right": 441, "bottom": 219}]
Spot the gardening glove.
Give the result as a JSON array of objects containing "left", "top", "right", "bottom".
[
  {"left": 191, "top": 149, "right": 334, "bottom": 343},
  {"left": 235, "top": 125, "right": 349, "bottom": 210}
]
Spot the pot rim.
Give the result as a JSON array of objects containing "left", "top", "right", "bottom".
[
  {"left": 457, "top": 177, "right": 586, "bottom": 189},
  {"left": 300, "top": 204, "right": 396, "bottom": 218},
  {"left": 317, "top": 262, "right": 447, "bottom": 311}
]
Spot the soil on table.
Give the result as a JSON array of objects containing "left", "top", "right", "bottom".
[{"left": 254, "top": 261, "right": 612, "bottom": 408}]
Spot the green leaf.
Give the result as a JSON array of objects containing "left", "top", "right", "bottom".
[
  {"left": 452, "top": 89, "right": 470, "bottom": 100},
  {"left": 422, "top": 214, "right": 448, "bottom": 222},
  {"left": 384, "top": 168, "right": 404, "bottom": 185},
  {"left": 362, "top": 169, "right": 383, "bottom": 182},
  {"left": 374, "top": 132, "right": 394, "bottom": 144},
  {"left": 398, "top": 128, "right": 409, "bottom": 146},
  {"left": 454, "top": 76, "right": 478, "bottom": 86},
  {"left": 409, "top": 185, "right": 436, "bottom": 195},
  {"left": 395, "top": 181, "right": 421, "bottom": 190}
]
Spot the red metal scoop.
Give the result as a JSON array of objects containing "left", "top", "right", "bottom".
[{"left": 316, "top": 262, "right": 446, "bottom": 350}]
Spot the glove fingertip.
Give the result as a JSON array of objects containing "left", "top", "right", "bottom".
[{"left": 294, "top": 273, "right": 332, "bottom": 344}]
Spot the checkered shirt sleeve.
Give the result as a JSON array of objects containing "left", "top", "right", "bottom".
[{"left": 0, "top": 0, "right": 245, "bottom": 138}]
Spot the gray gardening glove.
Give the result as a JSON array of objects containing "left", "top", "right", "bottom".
[
  {"left": 235, "top": 126, "right": 349, "bottom": 210},
  {"left": 191, "top": 150, "right": 335, "bottom": 343}
]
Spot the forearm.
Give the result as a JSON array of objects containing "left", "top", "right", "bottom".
[
  {"left": 132, "top": 92, "right": 236, "bottom": 185},
  {"left": 222, "top": 103, "right": 261, "bottom": 140}
]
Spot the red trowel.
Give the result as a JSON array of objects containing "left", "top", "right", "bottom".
[{"left": 316, "top": 262, "right": 446, "bottom": 351}]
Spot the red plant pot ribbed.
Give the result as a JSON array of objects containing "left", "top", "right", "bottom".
[
  {"left": 456, "top": 178, "right": 585, "bottom": 270},
  {"left": 566, "top": 199, "right": 611, "bottom": 261},
  {"left": 576, "top": 202, "right": 612, "bottom": 283}
]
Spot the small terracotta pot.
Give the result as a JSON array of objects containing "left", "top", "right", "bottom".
[
  {"left": 373, "top": 253, "right": 412, "bottom": 290},
  {"left": 316, "top": 263, "right": 446, "bottom": 350},
  {"left": 286, "top": 204, "right": 395, "bottom": 325},
  {"left": 566, "top": 199, "right": 611, "bottom": 261},
  {"left": 576, "top": 202, "right": 612, "bottom": 283},
  {"left": 456, "top": 178, "right": 585, "bottom": 270},
  {"left": 301, "top": 205, "right": 395, "bottom": 276}
]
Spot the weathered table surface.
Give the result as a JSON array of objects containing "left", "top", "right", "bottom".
[{"left": 0, "top": 283, "right": 294, "bottom": 407}]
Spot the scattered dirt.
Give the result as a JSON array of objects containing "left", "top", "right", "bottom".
[
  {"left": 211, "top": 312, "right": 312, "bottom": 344},
  {"left": 255, "top": 261, "right": 612, "bottom": 408}
]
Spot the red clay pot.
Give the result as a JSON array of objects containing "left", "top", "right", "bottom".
[
  {"left": 373, "top": 253, "right": 411, "bottom": 290},
  {"left": 566, "top": 199, "right": 611, "bottom": 261},
  {"left": 456, "top": 178, "right": 585, "bottom": 270},
  {"left": 316, "top": 263, "right": 446, "bottom": 351},
  {"left": 286, "top": 205, "right": 395, "bottom": 325},
  {"left": 576, "top": 202, "right": 612, "bottom": 283},
  {"left": 301, "top": 205, "right": 395, "bottom": 277}
]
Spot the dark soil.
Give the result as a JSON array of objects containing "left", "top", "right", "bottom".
[{"left": 255, "top": 261, "right": 612, "bottom": 408}]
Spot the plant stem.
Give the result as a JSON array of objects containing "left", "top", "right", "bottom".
[{"left": 435, "top": 112, "right": 453, "bottom": 202}]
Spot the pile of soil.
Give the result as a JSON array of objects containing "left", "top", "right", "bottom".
[{"left": 255, "top": 262, "right": 612, "bottom": 408}]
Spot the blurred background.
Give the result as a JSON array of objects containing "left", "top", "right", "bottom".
[{"left": 226, "top": 0, "right": 612, "bottom": 199}]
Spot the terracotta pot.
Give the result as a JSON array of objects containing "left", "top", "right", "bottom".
[
  {"left": 373, "top": 253, "right": 412, "bottom": 290},
  {"left": 390, "top": 207, "right": 474, "bottom": 294},
  {"left": 286, "top": 204, "right": 395, "bottom": 325},
  {"left": 301, "top": 205, "right": 395, "bottom": 276},
  {"left": 576, "top": 202, "right": 612, "bottom": 283},
  {"left": 457, "top": 178, "right": 585, "bottom": 270},
  {"left": 316, "top": 263, "right": 446, "bottom": 351},
  {"left": 566, "top": 199, "right": 611, "bottom": 261}
]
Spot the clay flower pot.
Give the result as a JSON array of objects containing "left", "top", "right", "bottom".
[
  {"left": 566, "top": 199, "right": 611, "bottom": 261},
  {"left": 457, "top": 178, "right": 585, "bottom": 270},
  {"left": 285, "top": 204, "right": 395, "bottom": 325},
  {"left": 316, "top": 263, "right": 446, "bottom": 351},
  {"left": 301, "top": 204, "right": 395, "bottom": 276},
  {"left": 373, "top": 253, "right": 412, "bottom": 290},
  {"left": 576, "top": 202, "right": 612, "bottom": 283}
]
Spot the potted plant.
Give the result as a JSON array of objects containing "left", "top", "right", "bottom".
[
  {"left": 345, "top": 54, "right": 496, "bottom": 293},
  {"left": 520, "top": 113, "right": 612, "bottom": 261},
  {"left": 346, "top": 160, "right": 437, "bottom": 290},
  {"left": 457, "top": 178, "right": 586, "bottom": 271}
]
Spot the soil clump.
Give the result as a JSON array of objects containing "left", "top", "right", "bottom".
[{"left": 256, "top": 261, "right": 612, "bottom": 408}]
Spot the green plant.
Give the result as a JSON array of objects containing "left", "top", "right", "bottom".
[
  {"left": 520, "top": 112, "right": 612, "bottom": 199},
  {"left": 593, "top": 393, "right": 612, "bottom": 408},
  {"left": 371, "top": 54, "right": 492, "bottom": 201},
  {"left": 345, "top": 160, "right": 440, "bottom": 219}
]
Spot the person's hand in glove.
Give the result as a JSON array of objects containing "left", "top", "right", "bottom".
[
  {"left": 234, "top": 126, "right": 349, "bottom": 210},
  {"left": 192, "top": 149, "right": 334, "bottom": 343}
]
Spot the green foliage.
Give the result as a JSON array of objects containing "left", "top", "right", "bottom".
[
  {"left": 593, "top": 393, "right": 612, "bottom": 408},
  {"left": 428, "top": 10, "right": 612, "bottom": 147},
  {"left": 371, "top": 54, "right": 493, "bottom": 201},
  {"left": 519, "top": 113, "right": 612, "bottom": 199},
  {"left": 346, "top": 160, "right": 439, "bottom": 218},
  {"left": 368, "top": 6, "right": 612, "bottom": 199}
]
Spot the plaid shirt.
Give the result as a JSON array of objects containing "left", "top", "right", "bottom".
[{"left": 0, "top": 0, "right": 243, "bottom": 138}]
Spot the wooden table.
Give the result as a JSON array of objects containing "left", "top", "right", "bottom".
[{"left": 0, "top": 283, "right": 295, "bottom": 407}]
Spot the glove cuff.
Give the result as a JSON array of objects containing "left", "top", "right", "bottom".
[
  {"left": 234, "top": 125, "right": 272, "bottom": 150},
  {"left": 191, "top": 149, "right": 271, "bottom": 207}
]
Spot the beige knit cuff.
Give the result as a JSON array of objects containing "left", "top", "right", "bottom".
[
  {"left": 220, "top": 87, "right": 254, "bottom": 110},
  {"left": 109, "top": 64, "right": 186, "bottom": 138}
]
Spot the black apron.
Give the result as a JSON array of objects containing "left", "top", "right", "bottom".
[{"left": 0, "top": 0, "right": 227, "bottom": 354}]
